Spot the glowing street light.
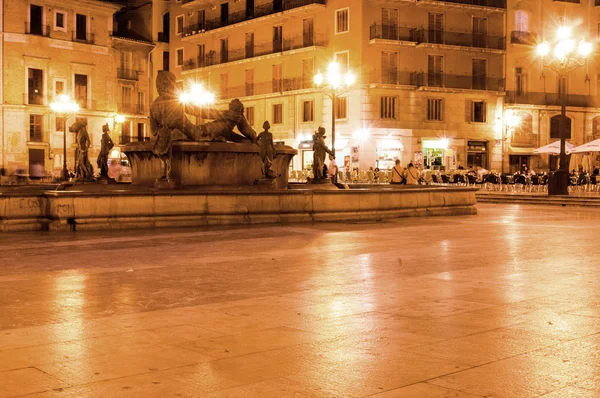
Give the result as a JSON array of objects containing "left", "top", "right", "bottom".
[
  {"left": 179, "top": 83, "right": 215, "bottom": 106},
  {"left": 50, "top": 94, "right": 79, "bottom": 181},
  {"left": 313, "top": 61, "right": 356, "bottom": 153},
  {"left": 535, "top": 26, "right": 592, "bottom": 195}
]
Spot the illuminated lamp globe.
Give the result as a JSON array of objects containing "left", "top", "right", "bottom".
[
  {"left": 313, "top": 71, "right": 324, "bottom": 86},
  {"left": 536, "top": 41, "right": 550, "bottom": 58},
  {"left": 578, "top": 40, "right": 593, "bottom": 57},
  {"left": 556, "top": 26, "right": 572, "bottom": 40}
]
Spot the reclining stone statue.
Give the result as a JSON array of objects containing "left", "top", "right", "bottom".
[{"left": 149, "top": 71, "right": 256, "bottom": 180}]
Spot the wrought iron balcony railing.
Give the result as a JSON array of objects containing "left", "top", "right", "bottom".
[
  {"left": 414, "top": 29, "right": 505, "bottom": 50},
  {"left": 218, "top": 77, "right": 311, "bottom": 100},
  {"left": 157, "top": 32, "right": 169, "bottom": 43},
  {"left": 72, "top": 31, "right": 95, "bottom": 44},
  {"left": 506, "top": 91, "right": 594, "bottom": 107},
  {"left": 117, "top": 68, "right": 139, "bottom": 81},
  {"left": 183, "top": 34, "right": 325, "bottom": 71},
  {"left": 419, "top": 0, "right": 506, "bottom": 8},
  {"left": 118, "top": 103, "right": 145, "bottom": 115},
  {"left": 370, "top": 25, "right": 416, "bottom": 42},
  {"left": 25, "top": 22, "right": 50, "bottom": 37},
  {"left": 183, "top": 0, "right": 326, "bottom": 36},
  {"left": 412, "top": 72, "right": 505, "bottom": 91}
]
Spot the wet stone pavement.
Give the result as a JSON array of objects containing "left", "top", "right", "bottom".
[{"left": 1, "top": 203, "right": 600, "bottom": 397}]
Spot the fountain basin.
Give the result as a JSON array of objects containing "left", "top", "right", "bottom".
[{"left": 122, "top": 141, "right": 297, "bottom": 189}]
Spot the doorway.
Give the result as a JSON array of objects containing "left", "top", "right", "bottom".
[
  {"left": 509, "top": 155, "right": 530, "bottom": 174},
  {"left": 28, "top": 149, "right": 45, "bottom": 178}
]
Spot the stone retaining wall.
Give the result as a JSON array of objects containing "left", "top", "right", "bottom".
[{"left": 0, "top": 187, "right": 477, "bottom": 232}]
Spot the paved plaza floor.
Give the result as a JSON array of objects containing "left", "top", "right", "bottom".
[{"left": 1, "top": 204, "right": 600, "bottom": 397}]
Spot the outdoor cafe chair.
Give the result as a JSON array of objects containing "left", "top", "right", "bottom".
[{"left": 441, "top": 174, "right": 450, "bottom": 185}]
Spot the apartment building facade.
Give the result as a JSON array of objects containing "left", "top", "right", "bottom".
[
  {"left": 505, "top": 0, "right": 600, "bottom": 174},
  {"left": 0, "top": 0, "right": 154, "bottom": 177},
  {"left": 165, "top": 0, "right": 506, "bottom": 171}
]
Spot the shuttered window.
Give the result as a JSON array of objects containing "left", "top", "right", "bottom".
[
  {"left": 335, "top": 8, "right": 349, "bottom": 33},
  {"left": 427, "top": 99, "right": 443, "bottom": 121},
  {"left": 380, "top": 96, "right": 397, "bottom": 119}
]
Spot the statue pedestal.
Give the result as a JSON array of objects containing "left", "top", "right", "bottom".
[
  {"left": 154, "top": 179, "right": 176, "bottom": 189},
  {"left": 254, "top": 178, "right": 276, "bottom": 189}
]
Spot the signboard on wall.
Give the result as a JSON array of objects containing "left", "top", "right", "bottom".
[
  {"left": 351, "top": 146, "right": 359, "bottom": 163},
  {"left": 344, "top": 156, "right": 350, "bottom": 171}
]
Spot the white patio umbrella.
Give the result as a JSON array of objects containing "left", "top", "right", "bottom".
[
  {"left": 571, "top": 138, "right": 600, "bottom": 153},
  {"left": 569, "top": 153, "right": 581, "bottom": 172},
  {"left": 533, "top": 140, "right": 575, "bottom": 155}
]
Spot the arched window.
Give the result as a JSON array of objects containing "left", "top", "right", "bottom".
[
  {"left": 515, "top": 10, "right": 528, "bottom": 32},
  {"left": 550, "top": 115, "right": 572, "bottom": 139}
]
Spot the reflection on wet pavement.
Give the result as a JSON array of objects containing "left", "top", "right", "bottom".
[{"left": 1, "top": 204, "right": 600, "bottom": 397}]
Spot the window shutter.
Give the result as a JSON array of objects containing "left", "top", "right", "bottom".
[{"left": 466, "top": 100, "right": 472, "bottom": 122}]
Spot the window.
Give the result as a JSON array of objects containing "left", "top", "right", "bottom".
[
  {"left": 515, "top": 10, "right": 528, "bottom": 32},
  {"left": 471, "top": 101, "right": 486, "bottom": 123},
  {"left": 335, "top": 8, "right": 349, "bottom": 34},
  {"left": 472, "top": 59, "right": 487, "bottom": 90},
  {"left": 55, "top": 116, "right": 65, "bottom": 132},
  {"left": 382, "top": 8, "right": 399, "bottom": 40},
  {"left": 428, "top": 13, "right": 444, "bottom": 44},
  {"left": 302, "top": 58, "right": 314, "bottom": 89},
  {"left": 122, "top": 120, "right": 131, "bottom": 142},
  {"left": 220, "top": 73, "right": 228, "bottom": 97},
  {"left": 273, "top": 26, "right": 282, "bottom": 52},
  {"left": 335, "top": 96, "right": 347, "bottom": 120},
  {"left": 246, "top": 106, "right": 255, "bottom": 126},
  {"left": 137, "top": 123, "right": 145, "bottom": 141},
  {"left": 473, "top": 17, "right": 487, "bottom": 47},
  {"left": 162, "top": 51, "right": 169, "bottom": 71},
  {"left": 303, "top": 100, "right": 314, "bottom": 122},
  {"left": 220, "top": 38, "right": 228, "bottom": 63},
  {"left": 176, "top": 15, "right": 184, "bottom": 35},
  {"left": 28, "top": 68, "right": 43, "bottom": 105},
  {"left": 197, "top": 10, "right": 205, "bottom": 31},
  {"left": 120, "top": 51, "right": 133, "bottom": 70},
  {"left": 427, "top": 99, "right": 443, "bottom": 121},
  {"left": 272, "top": 64, "right": 282, "bottom": 92},
  {"left": 334, "top": 51, "right": 349, "bottom": 73},
  {"left": 54, "top": 80, "right": 65, "bottom": 97},
  {"left": 122, "top": 86, "right": 132, "bottom": 110},
  {"left": 29, "top": 5, "right": 43, "bottom": 35},
  {"left": 550, "top": 115, "right": 572, "bottom": 139},
  {"left": 176, "top": 48, "right": 184, "bottom": 67},
  {"left": 245, "top": 32, "right": 254, "bottom": 58},
  {"left": 273, "top": 104, "right": 283, "bottom": 124},
  {"left": 54, "top": 10, "right": 66, "bottom": 31},
  {"left": 428, "top": 55, "right": 443, "bottom": 87},
  {"left": 138, "top": 92, "right": 145, "bottom": 113},
  {"left": 75, "top": 14, "right": 87, "bottom": 41},
  {"left": 245, "top": 69, "right": 254, "bottom": 96},
  {"left": 74, "top": 74, "right": 88, "bottom": 108},
  {"left": 515, "top": 67, "right": 527, "bottom": 96},
  {"left": 382, "top": 52, "right": 398, "bottom": 84},
  {"left": 380, "top": 96, "right": 397, "bottom": 119},
  {"left": 303, "top": 18, "right": 314, "bottom": 46},
  {"left": 29, "top": 115, "right": 43, "bottom": 142},
  {"left": 198, "top": 45, "right": 205, "bottom": 67}
]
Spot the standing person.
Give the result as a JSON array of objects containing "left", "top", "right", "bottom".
[
  {"left": 97, "top": 123, "right": 114, "bottom": 180},
  {"left": 328, "top": 154, "right": 338, "bottom": 184},
  {"left": 405, "top": 162, "right": 421, "bottom": 185},
  {"left": 390, "top": 159, "right": 404, "bottom": 184}
]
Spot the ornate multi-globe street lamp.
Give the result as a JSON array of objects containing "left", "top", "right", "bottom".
[
  {"left": 313, "top": 61, "right": 356, "bottom": 153},
  {"left": 536, "top": 26, "right": 592, "bottom": 195},
  {"left": 50, "top": 94, "right": 79, "bottom": 181}
]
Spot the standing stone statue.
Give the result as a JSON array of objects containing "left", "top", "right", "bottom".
[
  {"left": 149, "top": 71, "right": 199, "bottom": 180},
  {"left": 97, "top": 123, "right": 114, "bottom": 180},
  {"left": 256, "top": 120, "right": 275, "bottom": 179},
  {"left": 312, "top": 126, "right": 334, "bottom": 180},
  {"left": 69, "top": 119, "right": 94, "bottom": 180}
]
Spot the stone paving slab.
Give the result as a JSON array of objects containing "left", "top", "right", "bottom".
[{"left": 1, "top": 203, "right": 600, "bottom": 396}]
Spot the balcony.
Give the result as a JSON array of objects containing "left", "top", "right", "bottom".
[
  {"left": 218, "top": 77, "right": 311, "bottom": 100},
  {"left": 510, "top": 31, "right": 537, "bottom": 46},
  {"left": 370, "top": 70, "right": 417, "bottom": 86},
  {"left": 117, "top": 68, "right": 139, "bottom": 81},
  {"left": 413, "top": 72, "right": 505, "bottom": 91},
  {"left": 183, "top": 0, "right": 326, "bottom": 37},
  {"left": 418, "top": 0, "right": 506, "bottom": 8},
  {"left": 506, "top": 91, "right": 594, "bottom": 107},
  {"left": 25, "top": 22, "right": 50, "bottom": 37},
  {"left": 369, "top": 25, "right": 416, "bottom": 42},
  {"left": 157, "top": 32, "right": 169, "bottom": 43},
  {"left": 182, "top": 34, "right": 325, "bottom": 71},
  {"left": 554, "top": 0, "right": 579, "bottom": 3},
  {"left": 72, "top": 31, "right": 95, "bottom": 44},
  {"left": 118, "top": 103, "right": 145, "bottom": 115},
  {"left": 414, "top": 29, "right": 505, "bottom": 51}
]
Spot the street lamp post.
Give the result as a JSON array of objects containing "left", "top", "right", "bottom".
[
  {"left": 536, "top": 26, "right": 592, "bottom": 195},
  {"left": 313, "top": 62, "right": 356, "bottom": 154},
  {"left": 50, "top": 95, "right": 79, "bottom": 181}
]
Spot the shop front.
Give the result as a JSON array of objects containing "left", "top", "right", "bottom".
[
  {"left": 421, "top": 138, "right": 465, "bottom": 171},
  {"left": 376, "top": 139, "right": 404, "bottom": 170},
  {"left": 298, "top": 140, "right": 313, "bottom": 170},
  {"left": 467, "top": 141, "right": 488, "bottom": 169}
]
